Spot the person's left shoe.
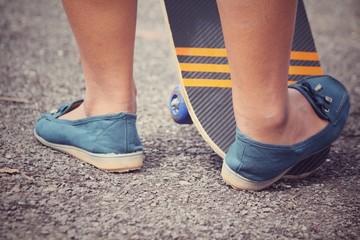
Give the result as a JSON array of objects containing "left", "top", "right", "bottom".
[
  {"left": 34, "top": 100, "right": 144, "bottom": 172},
  {"left": 222, "top": 75, "right": 350, "bottom": 190}
]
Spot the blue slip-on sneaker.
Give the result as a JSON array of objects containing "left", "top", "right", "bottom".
[
  {"left": 222, "top": 75, "right": 350, "bottom": 190},
  {"left": 34, "top": 100, "right": 144, "bottom": 172}
]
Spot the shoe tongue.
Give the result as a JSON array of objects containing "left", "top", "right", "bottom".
[
  {"left": 57, "top": 103, "right": 70, "bottom": 113},
  {"left": 58, "top": 100, "right": 83, "bottom": 116}
]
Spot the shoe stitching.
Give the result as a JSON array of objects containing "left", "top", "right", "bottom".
[
  {"left": 91, "top": 120, "right": 125, "bottom": 153},
  {"left": 125, "top": 118, "right": 129, "bottom": 153},
  {"left": 236, "top": 144, "right": 246, "bottom": 173},
  {"left": 336, "top": 92, "right": 347, "bottom": 114}
]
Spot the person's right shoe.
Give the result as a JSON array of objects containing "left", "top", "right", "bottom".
[{"left": 222, "top": 75, "right": 350, "bottom": 190}]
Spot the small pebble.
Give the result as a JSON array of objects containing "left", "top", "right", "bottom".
[
  {"left": 57, "top": 50, "right": 64, "bottom": 56},
  {"left": 38, "top": 49, "right": 45, "bottom": 55},
  {"left": 179, "top": 180, "right": 191, "bottom": 186}
]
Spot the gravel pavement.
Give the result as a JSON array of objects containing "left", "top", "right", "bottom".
[{"left": 1, "top": 0, "right": 359, "bottom": 239}]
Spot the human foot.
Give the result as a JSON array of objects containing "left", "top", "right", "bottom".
[
  {"left": 235, "top": 85, "right": 329, "bottom": 146},
  {"left": 35, "top": 100, "right": 144, "bottom": 172},
  {"left": 222, "top": 75, "right": 350, "bottom": 190},
  {"left": 59, "top": 99, "right": 137, "bottom": 120}
]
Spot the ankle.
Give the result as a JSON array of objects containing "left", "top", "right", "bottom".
[
  {"left": 83, "top": 99, "right": 137, "bottom": 116},
  {"left": 236, "top": 110, "right": 289, "bottom": 139},
  {"left": 235, "top": 89, "right": 329, "bottom": 145},
  {"left": 84, "top": 80, "right": 138, "bottom": 116}
]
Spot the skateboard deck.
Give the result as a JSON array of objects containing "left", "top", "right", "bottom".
[{"left": 162, "top": 0, "right": 323, "bottom": 158}]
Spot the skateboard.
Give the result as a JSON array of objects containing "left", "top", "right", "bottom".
[{"left": 162, "top": 0, "right": 323, "bottom": 161}]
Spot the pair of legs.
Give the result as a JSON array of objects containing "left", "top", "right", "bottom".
[{"left": 60, "top": 0, "right": 327, "bottom": 146}]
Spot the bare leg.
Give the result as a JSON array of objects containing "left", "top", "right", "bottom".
[
  {"left": 60, "top": 0, "right": 137, "bottom": 120},
  {"left": 217, "top": 0, "right": 327, "bottom": 145}
]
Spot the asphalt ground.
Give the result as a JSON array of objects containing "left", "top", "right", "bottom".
[{"left": 0, "top": 0, "right": 359, "bottom": 239}]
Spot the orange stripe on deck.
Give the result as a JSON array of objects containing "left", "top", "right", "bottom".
[
  {"left": 183, "top": 79, "right": 232, "bottom": 88},
  {"left": 176, "top": 48, "right": 320, "bottom": 61},
  {"left": 290, "top": 51, "right": 320, "bottom": 61},
  {"left": 289, "top": 66, "right": 323, "bottom": 75},
  {"left": 180, "top": 63, "right": 322, "bottom": 75}
]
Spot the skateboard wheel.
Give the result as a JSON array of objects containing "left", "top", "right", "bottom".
[{"left": 169, "top": 86, "right": 192, "bottom": 124}]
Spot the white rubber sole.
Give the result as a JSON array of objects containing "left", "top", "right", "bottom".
[
  {"left": 222, "top": 146, "right": 331, "bottom": 190},
  {"left": 221, "top": 162, "right": 289, "bottom": 191},
  {"left": 34, "top": 131, "right": 144, "bottom": 172}
]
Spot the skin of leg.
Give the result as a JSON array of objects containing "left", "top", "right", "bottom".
[
  {"left": 217, "top": 0, "right": 327, "bottom": 145},
  {"left": 60, "top": 0, "right": 138, "bottom": 119}
]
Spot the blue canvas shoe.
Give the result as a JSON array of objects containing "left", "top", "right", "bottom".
[
  {"left": 34, "top": 100, "right": 144, "bottom": 172},
  {"left": 222, "top": 75, "right": 350, "bottom": 190}
]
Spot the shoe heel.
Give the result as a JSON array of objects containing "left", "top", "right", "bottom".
[{"left": 284, "top": 147, "right": 331, "bottom": 179}]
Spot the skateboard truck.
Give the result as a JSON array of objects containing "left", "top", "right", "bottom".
[{"left": 169, "top": 86, "right": 192, "bottom": 124}]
